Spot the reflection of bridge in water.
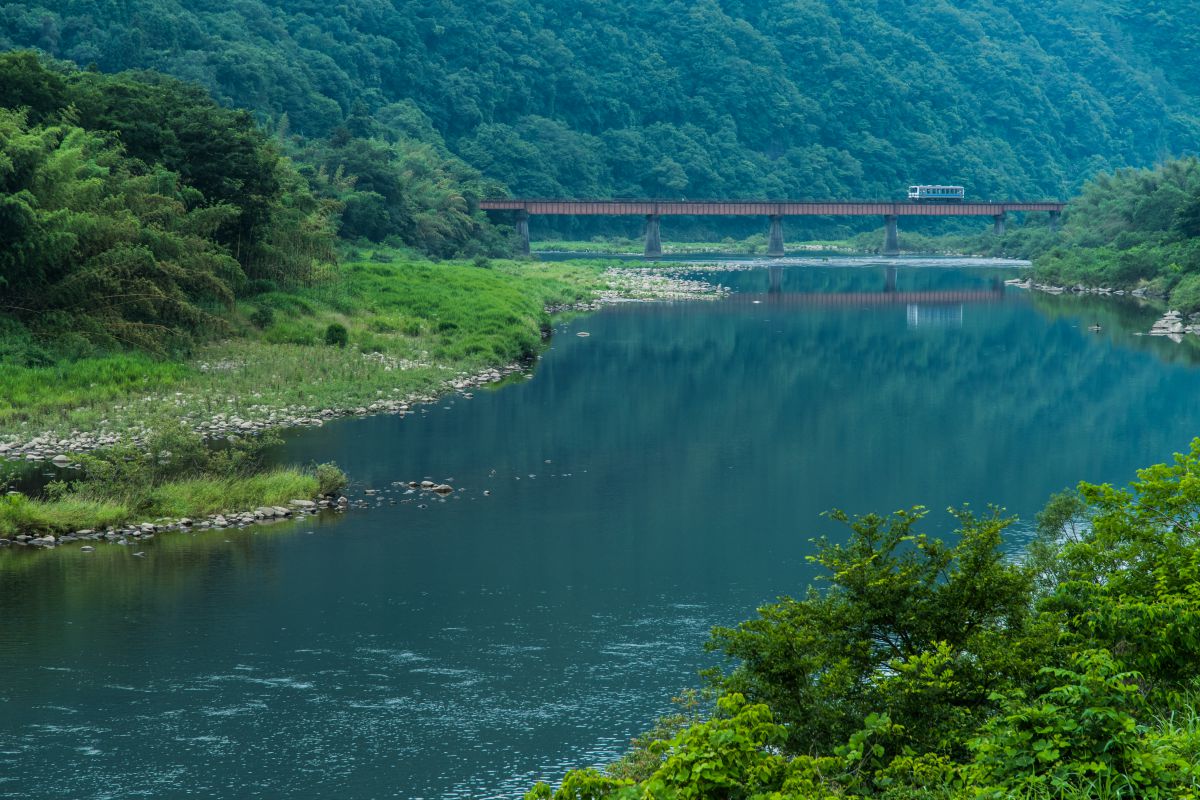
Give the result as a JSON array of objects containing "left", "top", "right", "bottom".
[{"left": 741, "top": 265, "right": 1006, "bottom": 307}]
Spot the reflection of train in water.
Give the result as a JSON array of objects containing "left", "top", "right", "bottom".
[
  {"left": 907, "top": 304, "right": 964, "bottom": 329},
  {"left": 907, "top": 185, "right": 965, "bottom": 202}
]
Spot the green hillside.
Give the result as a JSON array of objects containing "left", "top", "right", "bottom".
[{"left": 3, "top": 0, "right": 1198, "bottom": 210}]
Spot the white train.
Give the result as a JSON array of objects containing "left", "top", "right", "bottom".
[{"left": 907, "top": 185, "right": 965, "bottom": 202}]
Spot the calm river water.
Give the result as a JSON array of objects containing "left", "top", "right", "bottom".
[{"left": 5, "top": 260, "right": 1200, "bottom": 799}]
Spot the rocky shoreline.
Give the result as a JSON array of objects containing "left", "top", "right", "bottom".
[
  {"left": 1005, "top": 278, "right": 1200, "bottom": 341},
  {"left": 1, "top": 267, "right": 727, "bottom": 466},
  {"left": 1142, "top": 309, "right": 1200, "bottom": 343},
  {"left": 1004, "top": 277, "right": 1162, "bottom": 299},
  {"left": 0, "top": 477, "right": 480, "bottom": 550},
  {"left": 0, "top": 495, "right": 345, "bottom": 550},
  {"left": 0, "top": 361, "right": 530, "bottom": 467}
]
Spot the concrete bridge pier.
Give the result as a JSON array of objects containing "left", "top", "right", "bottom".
[
  {"left": 1049, "top": 210, "right": 1061, "bottom": 232},
  {"left": 644, "top": 214, "right": 662, "bottom": 258},
  {"left": 993, "top": 213, "right": 1007, "bottom": 236},
  {"left": 768, "top": 215, "right": 785, "bottom": 257},
  {"left": 515, "top": 210, "right": 530, "bottom": 256},
  {"left": 883, "top": 215, "right": 900, "bottom": 256}
]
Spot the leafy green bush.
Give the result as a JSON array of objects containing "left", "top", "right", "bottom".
[
  {"left": 323, "top": 322, "right": 349, "bottom": 347},
  {"left": 249, "top": 306, "right": 275, "bottom": 329},
  {"left": 1169, "top": 272, "right": 1200, "bottom": 312},
  {"left": 314, "top": 463, "right": 347, "bottom": 496},
  {"left": 708, "top": 506, "right": 1045, "bottom": 759}
]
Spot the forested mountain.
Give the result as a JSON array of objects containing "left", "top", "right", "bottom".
[{"left": 3, "top": 0, "right": 1198, "bottom": 207}]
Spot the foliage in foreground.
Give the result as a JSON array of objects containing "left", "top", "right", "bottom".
[
  {"left": 0, "top": 423, "right": 346, "bottom": 537},
  {"left": 526, "top": 441, "right": 1200, "bottom": 798}
]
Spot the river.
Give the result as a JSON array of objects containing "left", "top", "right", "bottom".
[{"left": 3, "top": 259, "right": 1200, "bottom": 799}]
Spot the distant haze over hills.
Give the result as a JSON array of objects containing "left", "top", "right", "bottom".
[{"left": 4, "top": 0, "right": 1197, "bottom": 202}]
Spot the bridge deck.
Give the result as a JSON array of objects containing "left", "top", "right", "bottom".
[{"left": 480, "top": 199, "right": 1064, "bottom": 216}]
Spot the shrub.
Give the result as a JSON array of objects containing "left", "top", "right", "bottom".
[
  {"left": 249, "top": 306, "right": 275, "bottom": 329},
  {"left": 323, "top": 323, "right": 349, "bottom": 347},
  {"left": 1169, "top": 271, "right": 1200, "bottom": 312},
  {"left": 315, "top": 462, "right": 347, "bottom": 496}
]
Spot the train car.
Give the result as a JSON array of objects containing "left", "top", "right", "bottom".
[{"left": 907, "top": 185, "right": 965, "bottom": 202}]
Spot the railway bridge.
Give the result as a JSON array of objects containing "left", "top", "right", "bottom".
[{"left": 479, "top": 199, "right": 1066, "bottom": 257}]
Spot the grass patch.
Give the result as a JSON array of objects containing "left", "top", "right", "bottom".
[
  {"left": 145, "top": 470, "right": 319, "bottom": 518},
  {"left": 0, "top": 355, "right": 190, "bottom": 428},
  {"left": 0, "top": 494, "right": 131, "bottom": 537},
  {"left": 0, "top": 424, "right": 345, "bottom": 538},
  {"left": 1, "top": 250, "right": 615, "bottom": 443},
  {"left": 0, "top": 469, "right": 318, "bottom": 537}
]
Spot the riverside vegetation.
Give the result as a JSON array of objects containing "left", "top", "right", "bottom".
[
  {"left": 527, "top": 444, "right": 1200, "bottom": 799},
  {"left": 6, "top": 10, "right": 1200, "bottom": 797},
  {"left": 0, "top": 424, "right": 347, "bottom": 541},
  {"left": 0, "top": 53, "right": 723, "bottom": 540}
]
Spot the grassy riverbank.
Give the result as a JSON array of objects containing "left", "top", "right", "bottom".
[
  {"left": 0, "top": 470, "right": 321, "bottom": 538},
  {"left": 0, "top": 424, "right": 346, "bottom": 540},
  {"left": 1, "top": 249, "right": 727, "bottom": 538},
  {"left": 0, "top": 250, "right": 613, "bottom": 445}
]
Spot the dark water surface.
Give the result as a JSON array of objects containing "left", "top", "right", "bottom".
[{"left": 5, "top": 261, "right": 1200, "bottom": 799}]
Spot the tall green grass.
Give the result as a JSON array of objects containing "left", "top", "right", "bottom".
[
  {"left": 146, "top": 470, "right": 320, "bottom": 518},
  {"left": 0, "top": 251, "right": 612, "bottom": 441},
  {"left": 0, "top": 355, "right": 190, "bottom": 427},
  {"left": 0, "top": 469, "right": 318, "bottom": 536}
]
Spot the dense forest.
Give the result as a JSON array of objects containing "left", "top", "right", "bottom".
[
  {"left": 0, "top": 51, "right": 339, "bottom": 354},
  {"left": 0, "top": 50, "right": 512, "bottom": 361},
  {"left": 2, "top": 0, "right": 1198, "bottom": 220}
]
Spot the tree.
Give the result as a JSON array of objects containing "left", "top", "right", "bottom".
[{"left": 708, "top": 506, "right": 1050, "bottom": 759}]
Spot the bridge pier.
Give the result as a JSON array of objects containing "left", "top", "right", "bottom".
[
  {"left": 883, "top": 215, "right": 899, "bottom": 256},
  {"left": 1049, "top": 210, "right": 1061, "bottom": 233},
  {"left": 767, "top": 215, "right": 785, "bottom": 257},
  {"left": 885, "top": 265, "right": 897, "bottom": 293},
  {"left": 515, "top": 210, "right": 530, "bottom": 256},
  {"left": 644, "top": 214, "right": 662, "bottom": 258},
  {"left": 993, "top": 213, "right": 1006, "bottom": 236},
  {"left": 768, "top": 264, "right": 782, "bottom": 293}
]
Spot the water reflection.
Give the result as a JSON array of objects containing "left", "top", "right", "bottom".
[{"left": 907, "top": 305, "right": 964, "bottom": 329}]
